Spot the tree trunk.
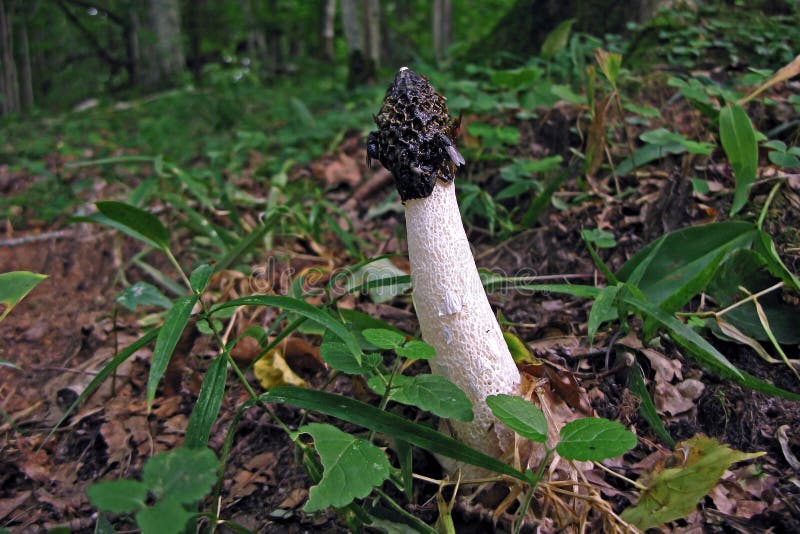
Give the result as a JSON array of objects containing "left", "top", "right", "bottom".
[
  {"left": 140, "top": 0, "right": 185, "bottom": 89},
  {"left": 18, "top": 11, "right": 32, "bottom": 109},
  {"left": 467, "top": 0, "right": 670, "bottom": 64},
  {"left": 341, "top": 0, "right": 373, "bottom": 87},
  {"left": 0, "top": 0, "right": 20, "bottom": 115},
  {"left": 432, "top": 0, "right": 452, "bottom": 65},
  {"left": 363, "top": 0, "right": 380, "bottom": 69},
  {"left": 322, "top": 0, "right": 336, "bottom": 60}
]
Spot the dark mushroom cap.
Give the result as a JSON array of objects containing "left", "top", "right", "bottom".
[{"left": 367, "top": 67, "right": 464, "bottom": 201}]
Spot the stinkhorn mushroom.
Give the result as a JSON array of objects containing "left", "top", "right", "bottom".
[{"left": 367, "top": 67, "right": 522, "bottom": 461}]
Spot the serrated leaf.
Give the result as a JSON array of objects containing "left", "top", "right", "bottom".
[
  {"left": 87, "top": 480, "right": 148, "bottom": 513},
  {"left": 621, "top": 436, "right": 764, "bottom": 530},
  {"left": 115, "top": 281, "right": 172, "bottom": 312},
  {"left": 148, "top": 295, "right": 197, "bottom": 409},
  {"left": 300, "top": 423, "right": 391, "bottom": 511},
  {"left": 368, "top": 374, "right": 473, "bottom": 422},
  {"left": 142, "top": 447, "right": 218, "bottom": 503},
  {"left": 189, "top": 264, "right": 214, "bottom": 294},
  {"left": 96, "top": 201, "right": 169, "bottom": 249},
  {"left": 719, "top": 104, "right": 758, "bottom": 215},
  {"left": 363, "top": 328, "right": 406, "bottom": 349},
  {"left": 395, "top": 340, "right": 436, "bottom": 360},
  {"left": 0, "top": 271, "right": 47, "bottom": 322},
  {"left": 486, "top": 394, "right": 547, "bottom": 442},
  {"left": 556, "top": 418, "right": 637, "bottom": 461},
  {"left": 184, "top": 355, "right": 228, "bottom": 448},
  {"left": 135, "top": 496, "right": 194, "bottom": 534}
]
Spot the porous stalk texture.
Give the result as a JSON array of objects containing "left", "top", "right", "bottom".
[{"left": 405, "top": 181, "right": 521, "bottom": 459}]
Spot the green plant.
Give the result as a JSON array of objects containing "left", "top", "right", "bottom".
[{"left": 87, "top": 447, "right": 219, "bottom": 534}]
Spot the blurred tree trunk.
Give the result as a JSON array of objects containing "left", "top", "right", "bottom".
[
  {"left": 322, "top": 0, "right": 336, "bottom": 60},
  {"left": 0, "top": 0, "right": 20, "bottom": 115},
  {"left": 363, "top": 0, "right": 380, "bottom": 69},
  {"left": 341, "top": 0, "right": 373, "bottom": 87},
  {"left": 467, "top": 0, "right": 670, "bottom": 63},
  {"left": 432, "top": 0, "right": 452, "bottom": 65},
  {"left": 140, "top": 0, "right": 185, "bottom": 89},
  {"left": 18, "top": 12, "right": 32, "bottom": 109}
]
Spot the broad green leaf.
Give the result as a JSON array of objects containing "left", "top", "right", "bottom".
[
  {"left": 486, "top": 394, "right": 547, "bottom": 443},
  {"left": 719, "top": 104, "right": 758, "bottom": 215},
  {"left": 587, "top": 284, "right": 620, "bottom": 344},
  {"left": 87, "top": 480, "right": 147, "bottom": 513},
  {"left": 362, "top": 328, "right": 406, "bottom": 350},
  {"left": 627, "top": 363, "right": 675, "bottom": 447},
  {"left": 752, "top": 230, "right": 800, "bottom": 291},
  {"left": 708, "top": 249, "right": 800, "bottom": 343},
  {"left": 211, "top": 296, "right": 362, "bottom": 364},
  {"left": 96, "top": 201, "right": 169, "bottom": 249},
  {"left": 148, "top": 295, "right": 197, "bottom": 409},
  {"left": 768, "top": 150, "right": 800, "bottom": 168},
  {"left": 541, "top": 19, "right": 575, "bottom": 59},
  {"left": 300, "top": 423, "right": 391, "bottom": 511},
  {"left": 368, "top": 374, "right": 473, "bottom": 422},
  {"left": 581, "top": 228, "right": 616, "bottom": 248},
  {"left": 617, "top": 221, "right": 757, "bottom": 307},
  {"left": 142, "top": 447, "right": 218, "bottom": 503},
  {"left": 319, "top": 340, "right": 380, "bottom": 375},
  {"left": 115, "top": 281, "right": 172, "bottom": 312},
  {"left": 0, "top": 271, "right": 47, "bottom": 322},
  {"left": 135, "top": 497, "right": 194, "bottom": 534},
  {"left": 503, "top": 331, "right": 532, "bottom": 364},
  {"left": 185, "top": 355, "right": 228, "bottom": 448},
  {"left": 189, "top": 264, "right": 214, "bottom": 294},
  {"left": 395, "top": 340, "right": 436, "bottom": 360},
  {"left": 556, "top": 418, "right": 637, "bottom": 461},
  {"left": 259, "top": 386, "right": 530, "bottom": 482},
  {"left": 621, "top": 436, "right": 764, "bottom": 530}
]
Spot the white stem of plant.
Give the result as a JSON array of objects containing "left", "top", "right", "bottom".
[{"left": 405, "top": 180, "right": 522, "bottom": 460}]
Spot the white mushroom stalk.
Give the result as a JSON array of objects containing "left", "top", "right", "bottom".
[{"left": 367, "top": 67, "right": 521, "bottom": 460}]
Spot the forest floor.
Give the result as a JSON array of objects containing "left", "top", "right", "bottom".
[{"left": 2, "top": 81, "right": 800, "bottom": 533}]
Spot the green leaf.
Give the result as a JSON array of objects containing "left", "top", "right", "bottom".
[
  {"left": 135, "top": 497, "right": 194, "bottom": 534},
  {"left": 148, "top": 295, "right": 197, "bottom": 409},
  {"left": 362, "top": 328, "right": 406, "bottom": 350},
  {"left": 189, "top": 264, "right": 214, "bottom": 294},
  {"left": 0, "top": 271, "right": 47, "bottom": 322},
  {"left": 368, "top": 374, "right": 473, "bottom": 422},
  {"left": 142, "top": 447, "right": 218, "bottom": 503},
  {"left": 395, "top": 340, "right": 436, "bottom": 360},
  {"left": 211, "top": 296, "right": 362, "bottom": 364},
  {"left": 541, "top": 18, "right": 575, "bottom": 59},
  {"left": 320, "top": 340, "right": 380, "bottom": 375},
  {"left": 259, "top": 386, "right": 529, "bottom": 482},
  {"left": 46, "top": 329, "right": 160, "bottom": 443},
  {"left": 185, "top": 355, "right": 228, "bottom": 448},
  {"left": 768, "top": 150, "right": 800, "bottom": 168},
  {"left": 96, "top": 201, "right": 169, "bottom": 249},
  {"left": 300, "top": 423, "right": 391, "bottom": 511},
  {"left": 580, "top": 228, "right": 616, "bottom": 248},
  {"left": 595, "top": 48, "right": 622, "bottom": 88},
  {"left": 115, "top": 281, "right": 172, "bottom": 312},
  {"left": 87, "top": 480, "right": 148, "bottom": 513},
  {"left": 587, "top": 284, "right": 620, "bottom": 344},
  {"left": 486, "top": 394, "right": 547, "bottom": 443},
  {"left": 719, "top": 104, "right": 758, "bottom": 215},
  {"left": 620, "top": 436, "right": 764, "bottom": 530},
  {"left": 556, "top": 418, "right": 637, "bottom": 461},
  {"left": 627, "top": 363, "right": 675, "bottom": 447},
  {"left": 616, "top": 221, "right": 757, "bottom": 307},
  {"left": 615, "top": 142, "right": 687, "bottom": 176}
]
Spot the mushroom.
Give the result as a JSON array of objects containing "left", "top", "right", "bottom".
[{"left": 367, "top": 67, "right": 521, "bottom": 461}]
